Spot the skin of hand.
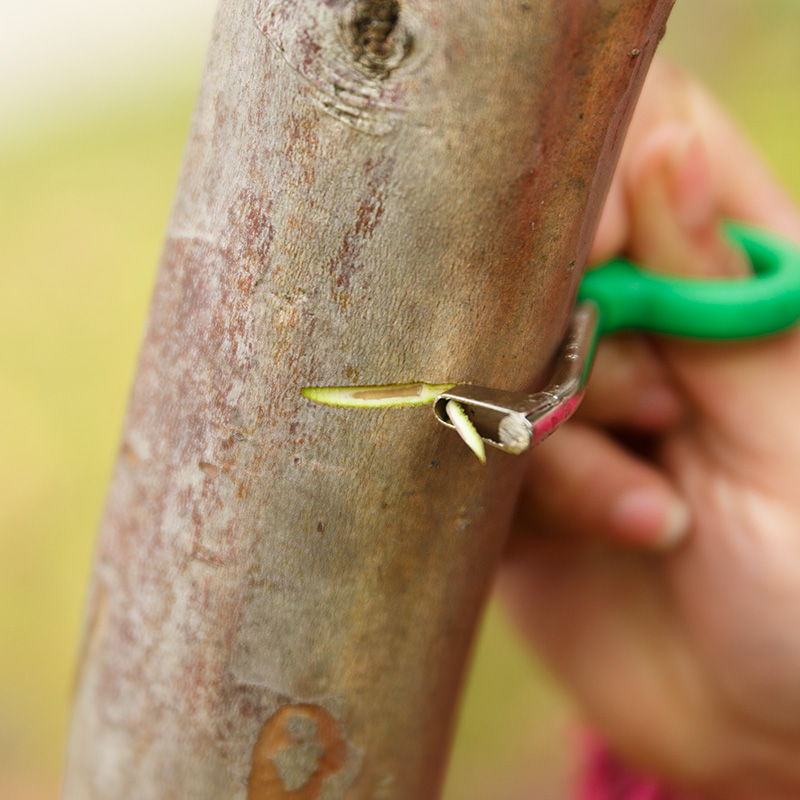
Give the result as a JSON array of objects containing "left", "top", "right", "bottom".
[{"left": 498, "top": 57, "right": 800, "bottom": 800}]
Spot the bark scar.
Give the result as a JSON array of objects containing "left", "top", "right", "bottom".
[
  {"left": 255, "top": 0, "right": 423, "bottom": 135},
  {"left": 248, "top": 703, "right": 349, "bottom": 799}
]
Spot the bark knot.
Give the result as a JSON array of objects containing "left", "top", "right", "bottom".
[
  {"left": 255, "top": 0, "right": 423, "bottom": 134},
  {"left": 348, "top": 0, "right": 410, "bottom": 77}
]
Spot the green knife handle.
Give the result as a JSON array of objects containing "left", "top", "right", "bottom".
[{"left": 578, "top": 222, "right": 800, "bottom": 339}]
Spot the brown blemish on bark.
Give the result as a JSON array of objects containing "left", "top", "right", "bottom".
[
  {"left": 199, "top": 461, "right": 219, "bottom": 478},
  {"left": 327, "top": 157, "right": 390, "bottom": 309},
  {"left": 190, "top": 543, "right": 225, "bottom": 567},
  {"left": 343, "top": 365, "right": 361, "bottom": 382},
  {"left": 248, "top": 704, "right": 348, "bottom": 799},
  {"left": 120, "top": 441, "right": 140, "bottom": 467}
]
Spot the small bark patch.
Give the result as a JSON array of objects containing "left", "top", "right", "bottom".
[{"left": 248, "top": 704, "right": 348, "bottom": 799}]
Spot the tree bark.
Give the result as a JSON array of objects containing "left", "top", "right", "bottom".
[{"left": 63, "top": 1, "right": 674, "bottom": 798}]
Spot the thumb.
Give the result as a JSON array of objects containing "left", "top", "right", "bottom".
[
  {"left": 626, "top": 123, "right": 749, "bottom": 279},
  {"left": 625, "top": 123, "right": 800, "bottom": 493}
]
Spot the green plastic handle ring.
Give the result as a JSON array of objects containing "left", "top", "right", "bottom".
[{"left": 578, "top": 222, "right": 800, "bottom": 339}]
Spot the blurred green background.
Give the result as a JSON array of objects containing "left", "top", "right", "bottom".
[{"left": 1, "top": 1, "right": 798, "bottom": 798}]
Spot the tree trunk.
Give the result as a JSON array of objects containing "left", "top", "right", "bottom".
[{"left": 63, "top": 1, "right": 673, "bottom": 798}]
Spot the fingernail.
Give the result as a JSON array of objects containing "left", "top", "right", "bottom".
[
  {"left": 610, "top": 488, "right": 691, "bottom": 549},
  {"left": 667, "top": 129, "right": 714, "bottom": 233}
]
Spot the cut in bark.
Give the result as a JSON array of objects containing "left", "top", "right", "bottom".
[
  {"left": 301, "top": 382, "right": 455, "bottom": 408},
  {"left": 63, "top": 1, "right": 674, "bottom": 798}
]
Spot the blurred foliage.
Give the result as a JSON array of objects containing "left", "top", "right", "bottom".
[
  {"left": 663, "top": 0, "right": 800, "bottom": 193},
  {"left": 0, "top": 1, "right": 798, "bottom": 797}
]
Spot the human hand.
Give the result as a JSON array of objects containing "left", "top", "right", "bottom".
[{"left": 499, "top": 58, "right": 800, "bottom": 800}]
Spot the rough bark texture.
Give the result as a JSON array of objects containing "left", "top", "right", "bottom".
[{"left": 64, "top": 1, "right": 673, "bottom": 798}]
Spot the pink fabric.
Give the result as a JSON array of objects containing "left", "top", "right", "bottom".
[{"left": 580, "top": 734, "right": 691, "bottom": 800}]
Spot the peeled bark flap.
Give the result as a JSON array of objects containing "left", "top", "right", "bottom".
[{"left": 64, "top": 1, "right": 673, "bottom": 799}]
